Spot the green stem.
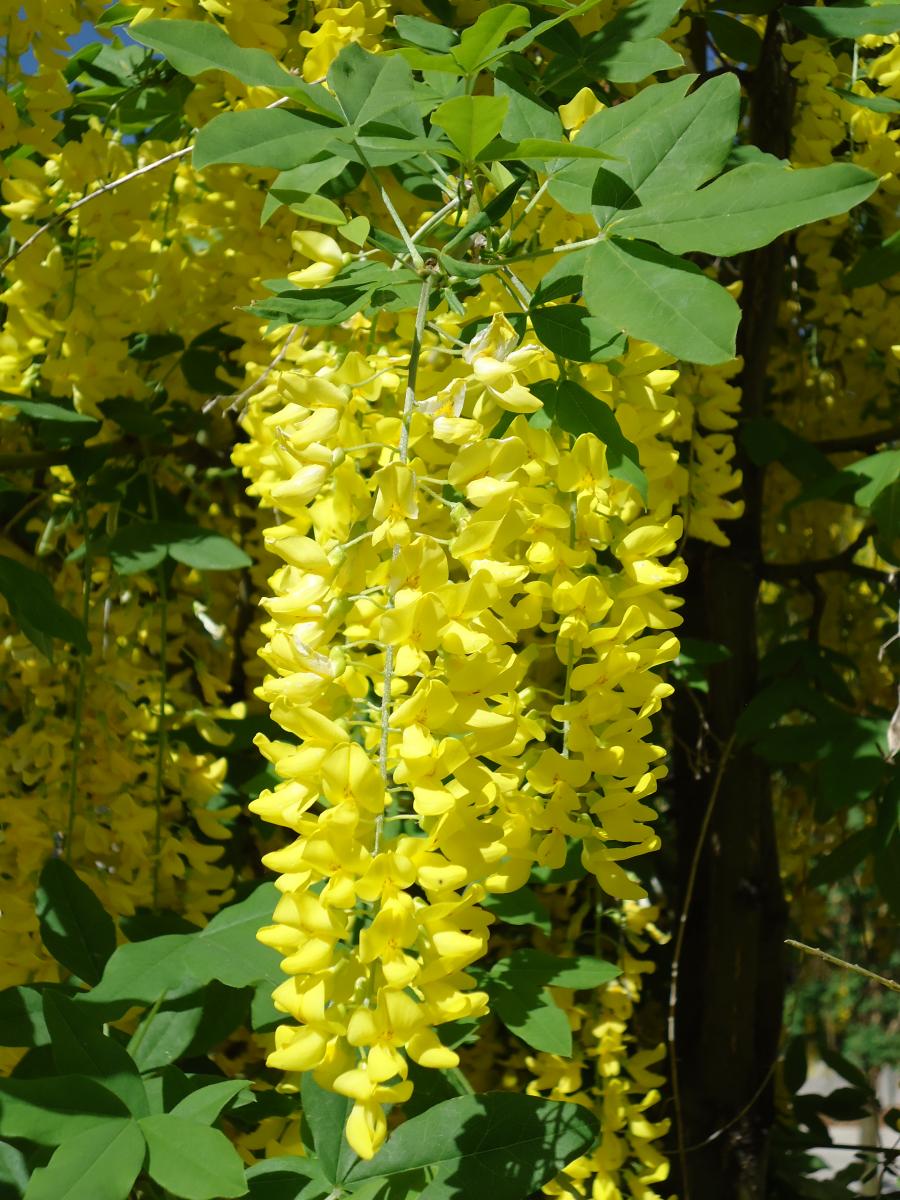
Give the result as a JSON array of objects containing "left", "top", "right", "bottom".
[
  {"left": 356, "top": 143, "right": 424, "bottom": 269},
  {"left": 412, "top": 196, "right": 460, "bottom": 245},
  {"left": 375, "top": 273, "right": 434, "bottom": 855},
  {"left": 496, "top": 233, "right": 602, "bottom": 268},
  {"left": 127, "top": 988, "right": 169, "bottom": 1059}
]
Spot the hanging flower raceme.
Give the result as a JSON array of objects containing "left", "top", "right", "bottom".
[{"left": 236, "top": 192, "right": 693, "bottom": 1157}]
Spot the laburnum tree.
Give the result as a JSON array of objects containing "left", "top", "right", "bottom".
[{"left": 0, "top": 2, "right": 897, "bottom": 1200}]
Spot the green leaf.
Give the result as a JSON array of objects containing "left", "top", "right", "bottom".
[
  {"left": 450, "top": 4, "right": 530, "bottom": 73},
  {"left": 125, "top": 331, "right": 184, "bottom": 362},
  {"left": 86, "top": 884, "right": 279, "bottom": 1009},
  {"left": 140, "top": 1115, "right": 247, "bottom": 1200},
  {"left": 269, "top": 189, "right": 346, "bottom": 225},
  {"left": 0, "top": 557, "right": 90, "bottom": 659},
  {"left": 482, "top": 887, "right": 552, "bottom": 932},
  {"left": 545, "top": 77, "right": 692, "bottom": 214},
  {"left": 130, "top": 19, "right": 294, "bottom": 91},
  {"left": 170, "top": 1080, "right": 252, "bottom": 1126},
  {"left": 844, "top": 449, "right": 900, "bottom": 508},
  {"left": 593, "top": 36, "right": 682, "bottom": 83},
  {"left": 845, "top": 228, "right": 900, "bottom": 289},
  {"left": 260, "top": 159, "right": 349, "bottom": 224},
  {"left": 491, "top": 949, "right": 622, "bottom": 991},
  {"left": 595, "top": 0, "right": 684, "bottom": 42},
  {"left": 480, "top": 137, "right": 612, "bottom": 163},
  {"left": 583, "top": 237, "right": 740, "bottom": 365},
  {"left": 129, "top": 19, "right": 340, "bottom": 116},
  {"left": 42, "top": 993, "right": 148, "bottom": 1117},
  {"left": 552, "top": 380, "right": 648, "bottom": 501},
  {"left": 252, "top": 285, "right": 373, "bottom": 327},
  {"left": 539, "top": 0, "right": 682, "bottom": 85},
  {"left": 784, "top": 4, "right": 900, "bottom": 38},
  {"left": 615, "top": 162, "right": 878, "bottom": 253},
  {"left": 872, "top": 479, "right": 900, "bottom": 563},
  {"left": 23, "top": 1119, "right": 144, "bottom": 1200},
  {"left": 3, "top": 396, "right": 99, "bottom": 428},
  {"left": 0, "top": 1077, "right": 128, "bottom": 1145},
  {"left": 345, "top": 1093, "right": 598, "bottom": 1200},
  {"left": 194, "top": 110, "right": 348, "bottom": 171},
  {"left": 0, "top": 1140, "right": 29, "bottom": 1196},
  {"left": 809, "top": 828, "right": 874, "bottom": 887},
  {"left": 395, "top": 14, "right": 458, "bottom": 51},
  {"left": 531, "top": 304, "right": 627, "bottom": 363},
  {"left": 101, "top": 522, "right": 251, "bottom": 575},
  {"left": 35, "top": 860, "right": 116, "bottom": 984},
  {"left": 590, "top": 73, "right": 740, "bottom": 223},
  {"left": 245, "top": 1158, "right": 324, "bottom": 1200},
  {"left": 339, "top": 216, "right": 370, "bottom": 246},
  {"left": 432, "top": 95, "right": 509, "bottom": 159},
  {"left": 833, "top": 85, "right": 900, "bottom": 114},
  {"left": 491, "top": 985, "right": 573, "bottom": 1055},
  {"left": 328, "top": 44, "right": 420, "bottom": 130},
  {"left": 300, "top": 1074, "right": 355, "bottom": 1186},
  {"left": 127, "top": 983, "right": 250, "bottom": 1071},
  {"left": 705, "top": 12, "right": 762, "bottom": 65},
  {"left": 166, "top": 526, "right": 252, "bottom": 570},
  {"left": 532, "top": 247, "right": 589, "bottom": 305},
  {"left": 96, "top": 3, "right": 141, "bottom": 25},
  {"left": 501, "top": 0, "right": 609, "bottom": 61},
  {"left": 495, "top": 72, "right": 561, "bottom": 142},
  {"left": 741, "top": 418, "right": 837, "bottom": 488},
  {"left": 0, "top": 985, "right": 53, "bottom": 1047}
]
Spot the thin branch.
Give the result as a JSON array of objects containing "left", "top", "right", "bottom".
[
  {"left": 684, "top": 1058, "right": 777, "bottom": 1153},
  {"left": 3, "top": 146, "right": 191, "bottom": 268},
  {"left": 785, "top": 939, "right": 900, "bottom": 993},
  {"left": 3, "top": 96, "right": 291, "bottom": 269},
  {"left": 668, "top": 733, "right": 737, "bottom": 1200},
  {"left": 205, "top": 324, "right": 302, "bottom": 415},
  {"left": 814, "top": 425, "right": 900, "bottom": 454}
]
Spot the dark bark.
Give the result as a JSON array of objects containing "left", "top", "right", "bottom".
[{"left": 668, "top": 17, "right": 794, "bottom": 1200}]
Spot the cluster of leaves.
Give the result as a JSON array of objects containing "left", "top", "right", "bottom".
[
  {"left": 130, "top": 8, "right": 877, "bottom": 369},
  {"left": 0, "top": 862, "right": 601, "bottom": 1200}
]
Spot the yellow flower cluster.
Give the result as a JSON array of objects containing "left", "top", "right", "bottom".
[
  {"left": 0, "top": 0, "right": 293, "bottom": 983},
  {"left": 529, "top": 900, "right": 671, "bottom": 1200},
  {"left": 232, "top": 132, "right": 741, "bottom": 1154},
  {"left": 0, "top": 557, "right": 237, "bottom": 988}
]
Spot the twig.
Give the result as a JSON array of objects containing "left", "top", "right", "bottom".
[
  {"left": 3, "top": 96, "right": 291, "bottom": 269},
  {"left": 785, "top": 939, "right": 900, "bottom": 993},
  {"left": 683, "top": 1058, "right": 777, "bottom": 1153},
  {"left": 205, "top": 325, "right": 302, "bottom": 415},
  {"left": 668, "top": 732, "right": 737, "bottom": 1200},
  {"left": 3, "top": 146, "right": 192, "bottom": 268},
  {"left": 814, "top": 425, "right": 900, "bottom": 454}
]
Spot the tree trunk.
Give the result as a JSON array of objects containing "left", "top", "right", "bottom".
[{"left": 668, "top": 16, "right": 795, "bottom": 1199}]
